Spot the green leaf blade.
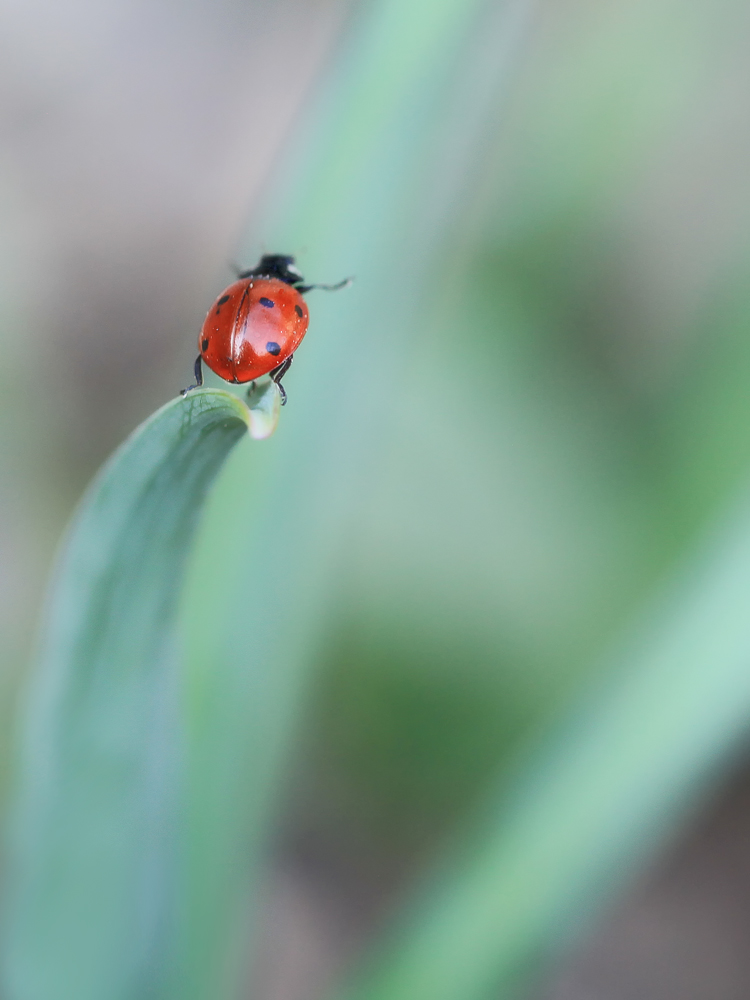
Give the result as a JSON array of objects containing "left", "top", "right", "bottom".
[{"left": 3, "top": 390, "right": 249, "bottom": 1000}]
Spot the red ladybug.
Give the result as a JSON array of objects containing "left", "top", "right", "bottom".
[{"left": 181, "top": 254, "right": 350, "bottom": 404}]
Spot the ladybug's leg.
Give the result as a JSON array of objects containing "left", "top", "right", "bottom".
[
  {"left": 180, "top": 355, "right": 204, "bottom": 396},
  {"left": 269, "top": 354, "right": 293, "bottom": 406}
]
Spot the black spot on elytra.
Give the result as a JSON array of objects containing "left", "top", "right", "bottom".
[
  {"left": 295, "top": 304, "right": 303, "bottom": 318},
  {"left": 201, "top": 338, "right": 209, "bottom": 352},
  {"left": 266, "top": 342, "right": 281, "bottom": 356},
  {"left": 218, "top": 294, "right": 230, "bottom": 305},
  {"left": 260, "top": 297, "right": 274, "bottom": 308}
]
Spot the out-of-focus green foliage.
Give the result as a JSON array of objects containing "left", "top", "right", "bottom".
[{"left": 334, "top": 486, "right": 750, "bottom": 1000}]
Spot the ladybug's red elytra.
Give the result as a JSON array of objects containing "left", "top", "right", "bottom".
[{"left": 181, "top": 254, "right": 351, "bottom": 405}]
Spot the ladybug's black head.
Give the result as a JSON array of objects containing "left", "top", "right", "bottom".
[{"left": 239, "top": 254, "right": 304, "bottom": 286}]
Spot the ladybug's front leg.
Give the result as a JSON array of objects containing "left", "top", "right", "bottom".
[
  {"left": 269, "top": 354, "right": 293, "bottom": 406},
  {"left": 180, "top": 356, "right": 204, "bottom": 396}
]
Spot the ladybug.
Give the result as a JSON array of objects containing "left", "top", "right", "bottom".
[{"left": 181, "top": 254, "right": 351, "bottom": 404}]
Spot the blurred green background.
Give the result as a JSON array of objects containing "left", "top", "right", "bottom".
[{"left": 4, "top": 0, "right": 750, "bottom": 997}]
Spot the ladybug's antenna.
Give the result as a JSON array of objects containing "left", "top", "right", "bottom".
[{"left": 297, "top": 276, "right": 354, "bottom": 294}]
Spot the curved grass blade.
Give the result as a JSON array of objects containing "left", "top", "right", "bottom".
[{"left": 2, "top": 390, "right": 249, "bottom": 1000}]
